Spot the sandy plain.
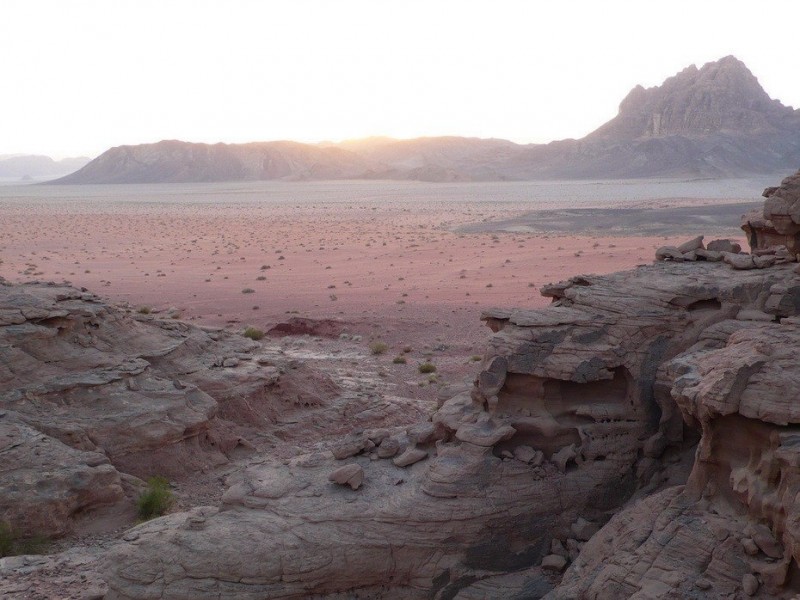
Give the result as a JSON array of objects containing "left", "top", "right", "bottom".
[{"left": 0, "top": 178, "right": 766, "bottom": 395}]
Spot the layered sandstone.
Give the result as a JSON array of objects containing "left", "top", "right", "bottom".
[{"left": 102, "top": 257, "right": 800, "bottom": 599}]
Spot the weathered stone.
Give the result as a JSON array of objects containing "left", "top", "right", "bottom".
[
  {"left": 392, "top": 447, "right": 428, "bottom": 468},
  {"left": 655, "top": 246, "right": 684, "bottom": 261},
  {"left": 707, "top": 239, "right": 741, "bottom": 253},
  {"left": 541, "top": 554, "right": 567, "bottom": 571},
  {"left": 742, "top": 573, "right": 759, "bottom": 596},
  {"left": 677, "top": 235, "right": 704, "bottom": 253},
  {"left": 328, "top": 464, "right": 364, "bottom": 490}
]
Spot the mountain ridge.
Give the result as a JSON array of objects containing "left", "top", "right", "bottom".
[{"left": 53, "top": 56, "right": 800, "bottom": 184}]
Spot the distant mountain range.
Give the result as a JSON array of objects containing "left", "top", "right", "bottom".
[
  {"left": 0, "top": 155, "right": 90, "bottom": 181},
  {"left": 53, "top": 56, "right": 800, "bottom": 184}
]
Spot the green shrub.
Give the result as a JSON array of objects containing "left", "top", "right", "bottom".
[
  {"left": 137, "top": 476, "right": 174, "bottom": 520},
  {"left": 243, "top": 326, "right": 264, "bottom": 341},
  {"left": 418, "top": 362, "right": 436, "bottom": 374},
  {"left": 0, "top": 522, "right": 48, "bottom": 557},
  {"left": 369, "top": 341, "right": 389, "bottom": 355},
  {"left": 0, "top": 522, "right": 13, "bottom": 557}
]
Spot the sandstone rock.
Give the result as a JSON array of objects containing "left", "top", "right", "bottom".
[
  {"left": 513, "top": 445, "right": 543, "bottom": 466},
  {"left": 707, "top": 239, "right": 741, "bottom": 253},
  {"left": 376, "top": 436, "right": 401, "bottom": 459},
  {"left": 724, "top": 252, "right": 756, "bottom": 269},
  {"left": 741, "top": 537, "right": 759, "bottom": 556},
  {"left": 541, "top": 554, "right": 567, "bottom": 571},
  {"left": 328, "top": 464, "right": 364, "bottom": 490},
  {"left": 552, "top": 444, "right": 577, "bottom": 473},
  {"left": 330, "top": 436, "right": 367, "bottom": 460},
  {"left": 677, "top": 235, "right": 704, "bottom": 253},
  {"left": 455, "top": 414, "right": 515, "bottom": 447},
  {"left": 392, "top": 447, "right": 428, "bottom": 468},
  {"left": 754, "top": 254, "right": 777, "bottom": 269},
  {"left": 570, "top": 517, "right": 599, "bottom": 542},
  {"left": 550, "top": 539, "right": 568, "bottom": 558},
  {"left": 742, "top": 573, "right": 759, "bottom": 596},
  {"left": 695, "top": 248, "right": 724, "bottom": 262},
  {"left": 654, "top": 246, "right": 684, "bottom": 261},
  {"left": 750, "top": 524, "right": 782, "bottom": 558},
  {"left": 101, "top": 249, "right": 800, "bottom": 599}
]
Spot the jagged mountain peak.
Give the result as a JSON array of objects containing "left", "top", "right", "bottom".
[{"left": 592, "top": 55, "right": 790, "bottom": 141}]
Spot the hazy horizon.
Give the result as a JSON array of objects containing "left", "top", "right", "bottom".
[{"left": 4, "top": 0, "right": 800, "bottom": 159}]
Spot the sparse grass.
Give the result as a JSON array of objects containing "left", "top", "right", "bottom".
[
  {"left": 0, "top": 522, "right": 12, "bottom": 557},
  {"left": 0, "top": 522, "right": 49, "bottom": 558},
  {"left": 418, "top": 362, "right": 436, "bottom": 374},
  {"left": 136, "top": 476, "right": 174, "bottom": 521},
  {"left": 241, "top": 288, "right": 255, "bottom": 294},
  {"left": 392, "top": 355, "right": 407, "bottom": 364},
  {"left": 369, "top": 341, "right": 389, "bottom": 355},
  {"left": 137, "top": 306, "right": 152, "bottom": 315},
  {"left": 470, "top": 355, "right": 482, "bottom": 362},
  {"left": 243, "top": 326, "right": 264, "bottom": 341}
]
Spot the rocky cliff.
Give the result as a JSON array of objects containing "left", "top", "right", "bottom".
[{"left": 53, "top": 57, "right": 800, "bottom": 183}]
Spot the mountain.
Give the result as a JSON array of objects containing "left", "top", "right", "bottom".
[
  {"left": 0, "top": 155, "right": 90, "bottom": 181},
  {"left": 53, "top": 56, "right": 800, "bottom": 184},
  {"left": 52, "top": 140, "right": 373, "bottom": 184},
  {"left": 501, "top": 55, "right": 800, "bottom": 179}
]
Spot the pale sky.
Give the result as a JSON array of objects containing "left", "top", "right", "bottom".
[{"left": 3, "top": 0, "right": 799, "bottom": 158}]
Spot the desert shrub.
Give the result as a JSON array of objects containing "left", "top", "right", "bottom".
[
  {"left": 137, "top": 306, "right": 152, "bottom": 315},
  {"left": 0, "top": 522, "right": 13, "bottom": 557},
  {"left": 470, "top": 355, "right": 482, "bottom": 362},
  {"left": 137, "top": 476, "right": 174, "bottom": 520},
  {"left": 418, "top": 362, "right": 436, "bottom": 374},
  {"left": 243, "top": 326, "right": 264, "bottom": 341},
  {"left": 392, "top": 355, "right": 407, "bottom": 364},
  {"left": 241, "top": 288, "right": 255, "bottom": 294},
  {"left": 369, "top": 341, "right": 389, "bottom": 355},
  {"left": 0, "top": 522, "right": 47, "bottom": 557}
]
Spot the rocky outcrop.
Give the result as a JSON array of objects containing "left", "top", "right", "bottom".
[
  {"left": 743, "top": 170, "right": 800, "bottom": 257},
  {"left": 0, "top": 281, "right": 347, "bottom": 538},
  {"left": 102, "top": 256, "right": 800, "bottom": 599}
]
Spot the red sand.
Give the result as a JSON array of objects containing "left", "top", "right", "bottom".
[{"left": 0, "top": 185, "right": 748, "bottom": 358}]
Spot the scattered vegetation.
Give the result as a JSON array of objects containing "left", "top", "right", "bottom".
[
  {"left": 137, "top": 306, "right": 152, "bottom": 315},
  {"left": 470, "top": 355, "right": 482, "bottom": 362},
  {"left": 418, "top": 361, "right": 437, "bottom": 374},
  {"left": 392, "top": 355, "right": 407, "bottom": 364},
  {"left": 241, "top": 288, "right": 255, "bottom": 294},
  {"left": 369, "top": 341, "right": 389, "bottom": 355},
  {"left": 0, "top": 522, "right": 49, "bottom": 557},
  {"left": 136, "top": 476, "right": 174, "bottom": 521},
  {"left": 243, "top": 326, "right": 265, "bottom": 341}
]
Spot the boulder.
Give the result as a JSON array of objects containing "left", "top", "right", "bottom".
[{"left": 328, "top": 464, "right": 364, "bottom": 490}]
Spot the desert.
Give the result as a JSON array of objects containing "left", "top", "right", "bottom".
[{"left": 5, "top": 3, "right": 800, "bottom": 597}]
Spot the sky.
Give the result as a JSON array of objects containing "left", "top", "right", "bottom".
[{"left": 3, "top": 0, "right": 800, "bottom": 158}]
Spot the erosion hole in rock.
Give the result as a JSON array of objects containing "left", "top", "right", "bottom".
[
  {"left": 494, "top": 368, "right": 630, "bottom": 459},
  {"left": 686, "top": 298, "right": 722, "bottom": 312}
]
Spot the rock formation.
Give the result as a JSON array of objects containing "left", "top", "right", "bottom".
[
  {"left": 744, "top": 170, "right": 800, "bottom": 257},
  {"left": 11, "top": 172, "right": 800, "bottom": 598},
  {"left": 101, "top": 245, "right": 800, "bottom": 597},
  {"left": 0, "top": 281, "right": 425, "bottom": 541},
  {"left": 52, "top": 57, "right": 800, "bottom": 183}
]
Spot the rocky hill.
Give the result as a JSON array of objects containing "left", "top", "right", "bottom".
[
  {"left": 6, "top": 171, "right": 800, "bottom": 598},
  {"left": 53, "top": 57, "right": 800, "bottom": 184}
]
